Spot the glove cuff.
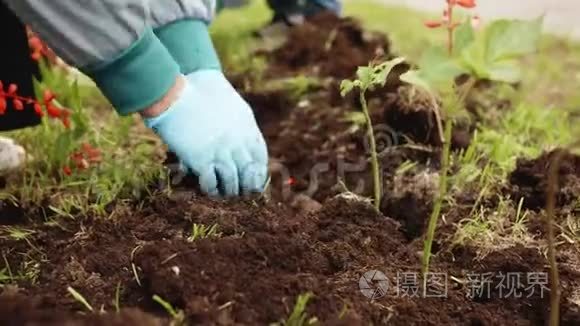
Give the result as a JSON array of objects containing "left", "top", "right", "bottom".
[
  {"left": 83, "top": 28, "right": 180, "bottom": 116},
  {"left": 154, "top": 19, "right": 222, "bottom": 74}
]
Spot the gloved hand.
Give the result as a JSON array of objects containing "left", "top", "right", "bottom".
[{"left": 144, "top": 70, "right": 268, "bottom": 197}]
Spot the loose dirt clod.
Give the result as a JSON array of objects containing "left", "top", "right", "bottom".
[
  {"left": 271, "top": 12, "right": 393, "bottom": 79},
  {"left": 509, "top": 148, "right": 580, "bottom": 210}
]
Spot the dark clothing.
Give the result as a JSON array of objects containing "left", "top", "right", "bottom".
[{"left": 0, "top": 0, "right": 41, "bottom": 131}]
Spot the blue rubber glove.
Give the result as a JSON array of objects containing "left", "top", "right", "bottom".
[{"left": 144, "top": 71, "right": 268, "bottom": 197}]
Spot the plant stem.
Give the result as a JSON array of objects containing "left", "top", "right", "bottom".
[
  {"left": 446, "top": 2, "right": 454, "bottom": 56},
  {"left": 422, "top": 114, "right": 452, "bottom": 292},
  {"left": 545, "top": 141, "right": 580, "bottom": 326},
  {"left": 421, "top": 78, "right": 476, "bottom": 293},
  {"left": 360, "top": 91, "right": 382, "bottom": 211}
]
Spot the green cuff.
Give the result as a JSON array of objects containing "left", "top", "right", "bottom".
[
  {"left": 154, "top": 19, "right": 222, "bottom": 75},
  {"left": 82, "top": 28, "right": 180, "bottom": 116}
]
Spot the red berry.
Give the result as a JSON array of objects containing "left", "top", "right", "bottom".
[
  {"left": 13, "top": 99, "right": 24, "bottom": 110},
  {"left": 28, "top": 36, "right": 43, "bottom": 51},
  {"left": 31, "top": 51, "right": 42, "bottom": 61},
  {"left": 7, "top": 84, "right": 18, "bottom": 95},
  {"left": 62, "top": 117, "right": 71, "bottom": 129},
  {"left": 34, "top": 103, "right": 44, "bottom": 116},
  {"left": 63, "top": 166, "right": 72, "bottom": 176},
  {"left": 46, "top": 103, "right": 61, "bottom": 118},
  {"left": 43, "top": 89, "right": 55, "bottom": 102}
]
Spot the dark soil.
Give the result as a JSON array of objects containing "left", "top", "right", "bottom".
[
  {"left": 1, "top": 13, "right": 579, "bottom": 326},
  {"left": 509, "top": 149, "right": 580, "bottom": 210},
  {"left": 270, "top": 12, "right": 396, "bottom": 80}
]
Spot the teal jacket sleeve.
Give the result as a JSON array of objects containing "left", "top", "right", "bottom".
[{"left": 2, "top": 0, "right": 217, "bottom": 115}]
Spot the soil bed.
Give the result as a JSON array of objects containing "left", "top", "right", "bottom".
[{"left": 1, "top": 13, "right": 579, "bottom": 326}]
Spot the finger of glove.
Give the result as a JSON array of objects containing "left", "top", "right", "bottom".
[
  {"left": 232, "top": 149, "right": 261, "bottom": 194},
  {"left": 214, "top": 154, "right": 240, "bottom": 197},
  {"left": 240, "top": 161, "right": 268, "bottom": 195},
  {"left": 248, "top": 132, "right": 269, "bottom": 165},
  {"left": 197, "top": 165, "right": 220, "bottom": 197}
]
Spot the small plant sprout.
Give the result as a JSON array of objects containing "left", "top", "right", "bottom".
[
  {"left": 114, "top": 281, "right": 122, "bottom": 313},
  {"left": 340, "top": 57, "right": 405, "bottom": 210},
  {"left": 67, "top": 286, "right": 94, "bottom": 312},
  {"left": 152, "top": 294, "right": 186, "bottom": 326},
  {"left": 188, "top": 223, "right": 221, "bottom": 242},
  {"left": 272, "top": 292, "right": 318, "bottom": 326}
]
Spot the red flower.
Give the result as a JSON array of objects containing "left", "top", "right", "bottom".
[
  {"left": 457, "top": 0, "right": 476, "bottom": 8},
  {"left": 46, "top": 103, "right": 61, "bottom": 118},
  {"left": 63, "top": 166, "right": 72, "bottom": 176},
  {"left": 425, "top": 20, "right": 443, "bottom": 28},
  {"left": 62, "top": 117, "right": 71, "bottom": 129},
  {"left": 7, "top": 84, "right": 18, "bottom": 95},
  {"left": 13, "top": 99, "right": 24, "bottom": 111},
  {"left": 43, "top": 90, "right": 55, "bottom": 103},
  {"left": 31, "top": 51, "right": 42, "bottom": 61},
  {"left": 34, "top": 103, "right": 44, "bottom": 116}
]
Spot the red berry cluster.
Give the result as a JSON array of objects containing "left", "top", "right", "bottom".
[
  {"left": 0, "top": 81, "right": 71, "bottom": 128},
  {"left": 27, "top": 28, "right": 57, "bottom": 63}
]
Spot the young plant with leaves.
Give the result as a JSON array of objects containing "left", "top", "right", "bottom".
[
  {"left": 399, "top": 0, "right": 543, "bottom": 295},
  {"left": 340, "top": 57, "right": 405, "bottom": 210}
]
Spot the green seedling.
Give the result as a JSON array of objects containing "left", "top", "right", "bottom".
[
  {"left": 398, "top": 1, "right": 544, "bottom": 295},
  {"left": 272, "top": 292, "right": 318, "bottom": 326},
  {"left": 188, "top": 223, "right": 221, "bottom": 242},
  {"left": 340, "top": 57, "right": 405, "bottom": 210},
  {"left": 152, "top": 294, "right": 186, "bottom": 326},
  {"left": 114, "top": 281, "right": 122, "bottom": 313},
  {"left": 67, "top": 286, "right": 94, "bottom": 312}
]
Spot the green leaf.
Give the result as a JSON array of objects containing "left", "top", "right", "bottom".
[
  {"left": 355, "top": 66, "right": 374, "bottom": 89},
  {"left": 400, "top": 70, "right": 434, "bottom": 94},
  {"left": 460, "top": 37, "right": 488, "bottom": 78},
  {"left": 339, "top": 80, "right": 354, "bottom": 97},
  {"left": 418, "top": 47, "right": 466, "bottom": 87},
  {"left": 454, "top": 20, "right": 475, "bottom": 54},
  {"left": 459, "top": 16, "right": 543, "bottom": 83},
  {"left": 485, "top": 16, "right": 543, "bottom": 62},
  {"left": 373, "top": 57, "right": 406, "bottom": 87},
  {"left": 486, "top": 60, "right": 522, "bottom": 83}
]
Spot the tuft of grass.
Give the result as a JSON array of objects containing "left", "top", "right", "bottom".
[
  {"left": 67, "top": 286, "right": 94, "bottom": 312},
  {"left": 272, "top": 292, "right": 318, "bottom": 326},
  {"left": 188, "top": 223, "right": 222, "bottom": 242},
  {"left": 452, "top": 196, "right": 536, "bottom": 257},
  {"left": 152, "top": 294, "right": 186, "bottom": 326},
  {"left": 114, "top": 281, "right": 122, "bottom": 313}
]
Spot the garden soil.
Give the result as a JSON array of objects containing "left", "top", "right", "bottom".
[{"left": 1, "top": 12, "right": 579, "bottom": 326}]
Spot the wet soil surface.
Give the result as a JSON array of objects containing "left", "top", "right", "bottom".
[{"left": 1, "top": 13, "right": 579, "bottom": 326}]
